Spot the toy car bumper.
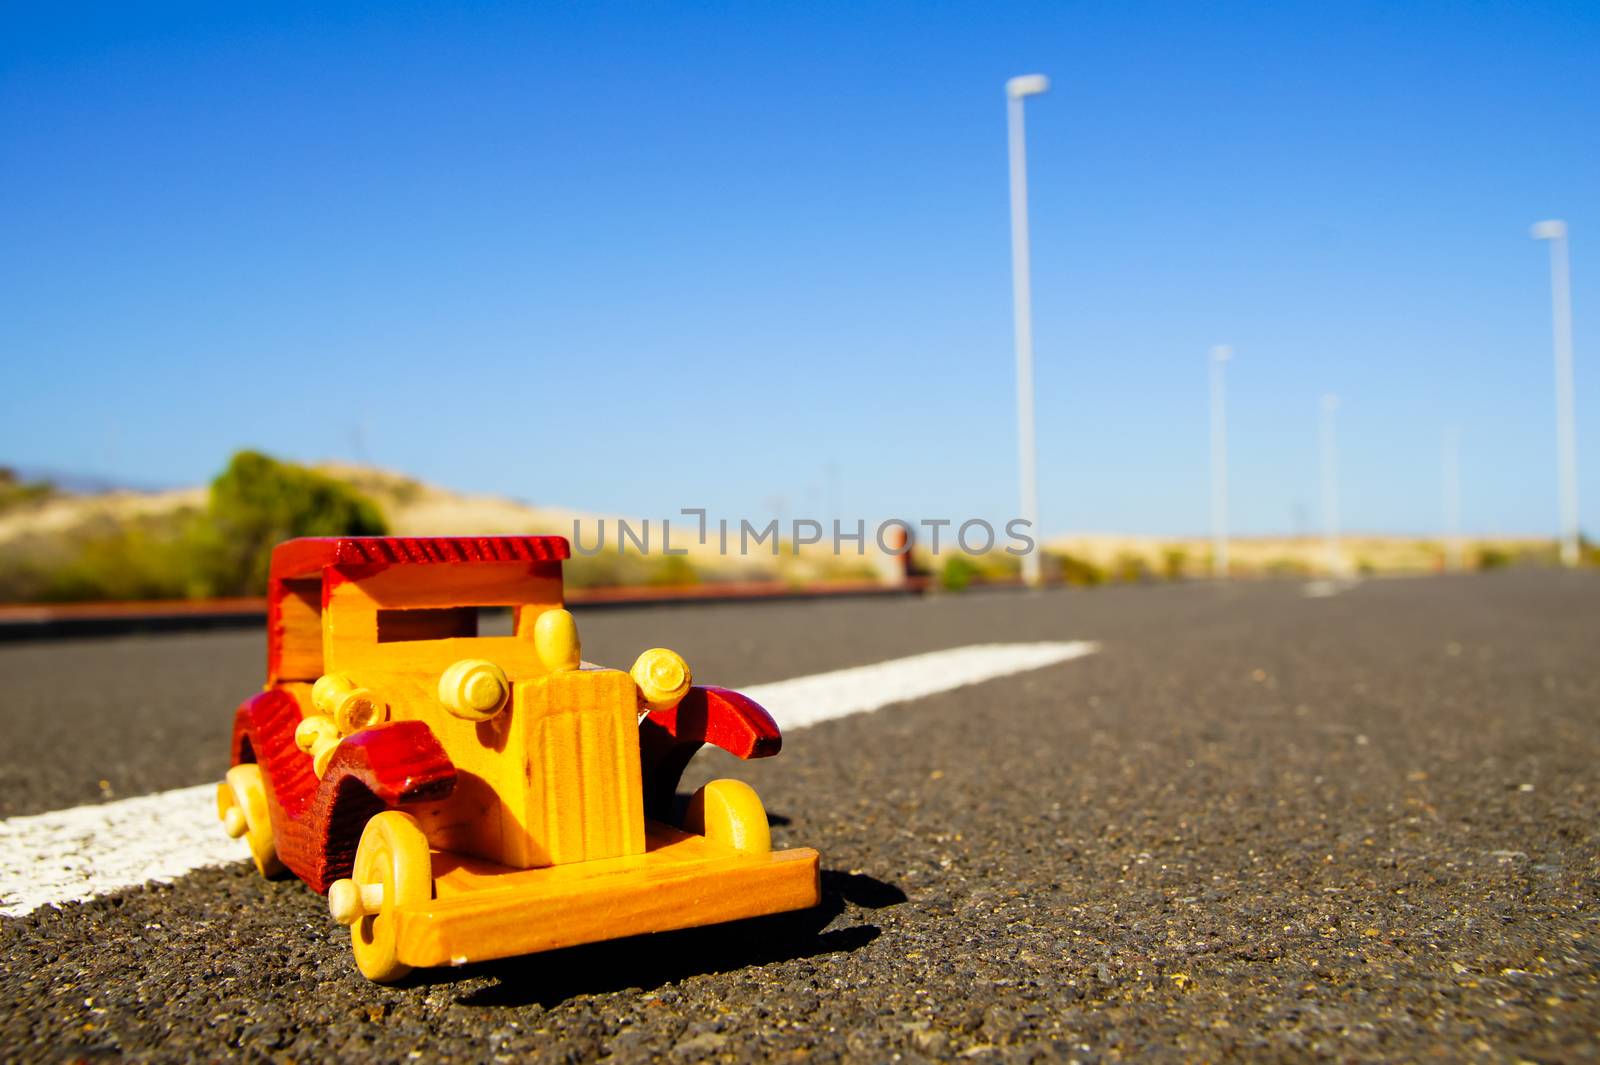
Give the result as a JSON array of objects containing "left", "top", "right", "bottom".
[{"left": 390, "top": 821, "right": 821, "bottom": 969}]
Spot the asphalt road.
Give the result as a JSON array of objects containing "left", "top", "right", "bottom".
[{"left": 2, "top": 572, "right": 1598, "bottom": 1062}]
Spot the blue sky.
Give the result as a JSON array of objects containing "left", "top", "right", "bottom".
[{"left": 2, "top": 1, "right": 1596, "bottom": 538}]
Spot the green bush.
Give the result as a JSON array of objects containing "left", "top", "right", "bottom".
[
  {"left": 563, "top": 553, "right": 622, "bottom": 589},
  {"left": 565, "top": 550, "right": 711, "bottom": 590},
  {"left": 42, "top": 518, "right": 201, "bottom": 601},
  {"left": 1161, "top": 547, "right": 1189, "bottom": 581},
  {"left": 645, "top": 554, "right": 699, "bottom": 588},
  {"left": 975, "top": 552, "right": 1022, "bottom": 582},
  {"left": 0, "top": 451, "right": 390, "bottom": 602},
  {"left": 198, "top": 451, "right": 388, "bottom": 595},
  {"left": 1111, "top": 551, "right": 1149, "bottom": 583},
  {"left": 1049, "top": 551, "right": 1105, "bottom": 587},
  {"left": 1475, "top": 546, "right": 1512, "bottom": 571},
  {"left": 0, "top": 507, "right": 207, "bottom": 602},
  {"left": 940, "top": 555, "right": 980, "bottom": 592},
  {"left": 0, "top": 468, "right": 54, "bottom": 512}
]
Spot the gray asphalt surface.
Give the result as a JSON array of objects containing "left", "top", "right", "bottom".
[{"left": 2, "top": 572, "right": 1598, "bottom": 1062}]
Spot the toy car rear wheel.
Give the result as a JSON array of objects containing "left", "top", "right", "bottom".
[
  {"left": 217, "top": 764, "right": 284, "bottom": 877},
  {"left": 348, "top": 811, "right": 433, "bottom": 983},
  {"left": 684, "top": 779, "right": 772, "bottom": 854}
]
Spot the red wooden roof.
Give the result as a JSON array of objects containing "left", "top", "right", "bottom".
[{"left": 269, "top": 535, "right": 570, "bottom": 581}]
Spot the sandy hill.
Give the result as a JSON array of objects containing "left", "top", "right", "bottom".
[
  {"left": 0, "top": 464, "right": 893, "bottom": 585},
  {"left": 1046, "top": 532, "right": 1557, "bottom": 577}
]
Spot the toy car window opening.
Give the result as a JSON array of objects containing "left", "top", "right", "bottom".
[
  {"left": 275, "top": 576, "right": 325, "bottom": 679},
  {"left": 377, "top": 606, "right": 484, "bottom": 643}
]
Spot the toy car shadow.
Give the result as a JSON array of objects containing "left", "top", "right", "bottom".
[{"left": 436, "top": 869, "right": 907, "bottom": 1008}]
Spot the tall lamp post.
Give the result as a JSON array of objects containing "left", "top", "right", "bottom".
[
  {"left": 1531, "top": 220, "right": 1580, "bottom": 567},
  {"left": 1209, "top": 345, "right": 1233, "bottom": 578},
  {"left": 1443, "top": 426, "right": 1463, "bottom": 571},
  {"left": 1006, "top": 73, "right": 1049, "bottom": 587},
  {"left": 1321, "top": 393, "right": 1341, "bottom": 576}
]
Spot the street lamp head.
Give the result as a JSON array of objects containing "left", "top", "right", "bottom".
[
  {"left": 1006, "top": 74, "right": 1050, "bottom": 99},
  {"left": 1531, "top": 220, "right": 1567, "bottom": 241},
  {"left": 1210, "top": 344, "right": 1233, "bottom": 363}
]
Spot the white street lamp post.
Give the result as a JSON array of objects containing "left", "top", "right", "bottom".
[
  {"left": 1531, "top": 220, "right": 1581, "bottom": 567},
  {"left": 1321, "top": 393, "right": 1341, "bottom": 576},
  {"left": 1443, "top": 426, "right": 1463, "bottom": 571},
  {"left": 1006, "top": 73, "right": 1049, "bottom": 587},
  {"left": 1209, "top": 345, "right": 1232, "bottom": 578}
]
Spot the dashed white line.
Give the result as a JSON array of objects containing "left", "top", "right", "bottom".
[
  {"left": 1303, "top": 579, "right": 1359, "bottom": 598},
  {"left": 0, "top": 640, "right": 1098, "bottom": 918}
]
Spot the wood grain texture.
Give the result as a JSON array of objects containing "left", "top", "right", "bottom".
[
  {"left": 393, "top": 667, "right": 640, "bottom": 871},
  {"left": 267, "top": 578, "right": 324, "bottom": 684},
  {"left": 271, "top": 535, "right": 571, "bottom": 580},
  {"left": 308, "top": 556, "right": 566, "bottom": 869},
  {"left": 231, "top": 691, "right": 456, "bottom": 891},
  {"left": 322, "top": 563, "right": 564, "bottom": 680},
  {"left": 505, "top": 668, "right": 646, "bottom": 868},
  {"left": 266, "top": 536, "right": 569, "bottom": 683},
  {"left": 395, "top": 824, "right": 821, "bottom": 968}
]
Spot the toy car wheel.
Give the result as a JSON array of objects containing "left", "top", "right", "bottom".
[
  {"left": 217, "top": 764, "right": 284, "bottom": 877},
  {"left": 346, "top": 811, "right": 433, "bottom": 983},
  {"left": 684, "top": 779, "right": 772, "bottom": 854}
]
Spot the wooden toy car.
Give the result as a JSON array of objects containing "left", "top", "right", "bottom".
[{"left": 217, "top": 536, "right": 820, "bottom": 982}]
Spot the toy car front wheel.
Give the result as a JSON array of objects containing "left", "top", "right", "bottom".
[
  {"left": 332, "top": 811, "right": 433, "bottom": 983},
  {"left": 217, "top": 764, "right": 284, "bottom": 877},
  {"left": 684, "top": 779, "right": 772, "bottom": 854}
]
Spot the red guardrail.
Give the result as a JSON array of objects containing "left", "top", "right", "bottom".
[{"left": 0, "top": 579, "right": 934, "bottom": 641}]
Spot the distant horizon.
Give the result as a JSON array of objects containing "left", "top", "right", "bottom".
[
  {"left": 8, "top": 458, "right": 1572, "bottom": 543},
  {"left": 3, "top": 3, "right": 1595, "bottom": 541}
]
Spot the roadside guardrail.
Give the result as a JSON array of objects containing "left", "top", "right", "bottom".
[{"left": 0, "top": 579, "right": 936, "bottom": 642}]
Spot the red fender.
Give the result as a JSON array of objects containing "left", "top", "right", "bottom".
[
  {"left": 638, "top": 686, "right": 781, "bottom": 820},
  {"left": 231, "top": 690, "right": 455, "bottom": 891}
]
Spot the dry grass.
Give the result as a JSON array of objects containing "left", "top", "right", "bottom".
[
  {"left": 1046, "top": 533, "right": 1560, "bottom": 578},
  {"left": 1, "top": 464, "right": 1567, "bottom": 596},
  {"left": 0, "top": 464, "right": 901, "bottom": 591}
]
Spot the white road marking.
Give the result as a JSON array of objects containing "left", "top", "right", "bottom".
[
  {"left": 1302, "top": 579, "right": 1358, "bottom": 598},
  {"left": 0, "top": 641, "right": 1097, "bottom": 918},
  {"left": 0, "top": 783, "right": 234, "bottom": 919},
  {"left": 742, "top": 640, "right": 1099, "bottom": 730}
]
